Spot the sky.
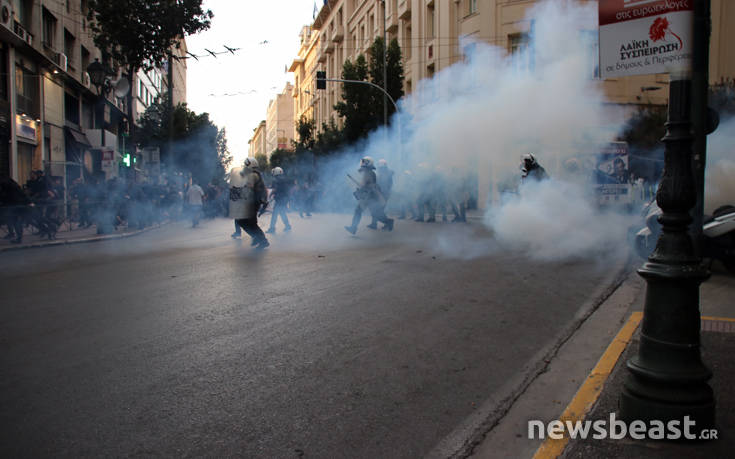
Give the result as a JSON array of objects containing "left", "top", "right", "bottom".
[{"left": 186, "top": 1, "right": 318, "bottom": 165}]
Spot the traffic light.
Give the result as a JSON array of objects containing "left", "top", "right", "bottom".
[
  {"left": 122, "top": 153, "right": 131, "bottom": 167},
  {"left": 316, "top": 71, "right": 326, "bottom": 90}
]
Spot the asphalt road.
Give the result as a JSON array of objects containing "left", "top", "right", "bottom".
[{"left": 0, "top": 215, "right": 626, "bottom": 458}]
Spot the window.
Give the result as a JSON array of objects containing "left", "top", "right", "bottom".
[
  {"left": 81, "top": 46, "right": 90, "bottom": 74},
  {"left": 427, "top": 5, "right": 435, "bottom": 39},
  {"left": 42, "top": 7, "right": 57, "bottom": 49},
  {"left": 18, "top": 0, "right": 33, "bottom": 29},
  {"left": 404, "top": 24, "right": 412, "bottom": 59},
  {"left": 509, "top": 33, "right": 532, "bottom": 71},
  {"left": 467, "top": 0, "right": 478, "bottom": 16},
  {"left": 65, "top": 92, "right": 80, "bottom": 125},
  {"left": 15, "top": 64, "right": 39, "bottom": 118},
  {"left": 64, "top": 29, "right": 75, "bottom": 69}
]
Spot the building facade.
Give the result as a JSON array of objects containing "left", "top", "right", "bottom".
[
  {"left": 248, "top": 120, "right": 267, "bottom": 158},
  {"left": 293, "top": 0, "right": 734, "bottom": 134},
  {"left": 0, "top": 0, "right": 186, "bottom": 189},
  {"left": 265, "top": 82, "right": 295, "bottom": 159}
]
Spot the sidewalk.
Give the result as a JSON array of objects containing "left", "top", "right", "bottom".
[
  {"left": 0, "top": 221, "right": 167, "bottom": 252},
  {"left": 469, "top": 266, "right": 735, "bottom": 459}
]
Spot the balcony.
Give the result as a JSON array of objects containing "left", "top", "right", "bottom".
[
  {"left": 398, "top": 0, "right": 411, "bottom": 20},
  {"left": 387, "top": 12, "right": 398, "bottom": 33},
  {"left": 5, "top": 20, "right": 34, "bottom": 47},
  {"left": 330, "top": 24, "right": 344, "bottom": 43}
]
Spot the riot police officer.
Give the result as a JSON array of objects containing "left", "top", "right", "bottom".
[{"left": 345, "top": 156, "right": 394, "bottom": 235}]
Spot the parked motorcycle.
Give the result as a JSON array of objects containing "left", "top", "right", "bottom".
[{"left": 634, "top": 201, "right": 735, "bottom": 272}]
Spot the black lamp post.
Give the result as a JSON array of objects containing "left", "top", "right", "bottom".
[{"left": 620, "top": 0, "right": 716, "bottom": 432}]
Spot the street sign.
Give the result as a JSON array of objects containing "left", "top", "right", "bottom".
[{"left": 599, "top": 0, "right": 693, "bottom": 78}]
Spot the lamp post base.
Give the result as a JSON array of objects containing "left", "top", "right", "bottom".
[{"left": 620, "top": 260, "right": 715, "bottom": 432}]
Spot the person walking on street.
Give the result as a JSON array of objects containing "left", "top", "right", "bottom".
[
  {"left": 345, "top": 156, "right": 394, "bottom": 235},
  {"left": 0, "top": 176, "right": 29, "bottom": 244},
  {"left": 266, "top": 167, "right": 292, "bottom": 234},
  {"left": 186, "top": 179, "right": 205, "bottom": 228}
]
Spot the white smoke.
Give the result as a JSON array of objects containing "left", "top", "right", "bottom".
[
  {"left": 379, "top": 0, "right": 632, "bottom": 261},
  {"left": 485, "top": 179, "right": 636, "bottom": 261},
  {"left": 394, "top": 0, "right": 610, "bottom": 176},
  {"left": 705, "top": 116, "right": 735, "bottom": 214}
]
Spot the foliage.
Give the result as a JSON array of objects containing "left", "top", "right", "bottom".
[
  {"left": 620, "top": 105, "right": 668, "bottom": 149},
  {"left": 255, "top": 153, "right": 268, "bottom": 172},
  {"left": 334, "top": 55, "right": 375, "bottom": 143},
  {"left": 368, "top": 37, "right": 405, "bottom": 121},
  {"left": 87, "top": 0, "right": 212, "bottom": 74},
  {"left": 136, "top": 95, "right": 230, "bottom": 185},
  {"left": 314, "top": 118, "right": 344, "bottom": 155},
  {"left": 269, "top": 149, "right": 295, "bottom": 169},
  {"left": 294, "top": 116, "right": 316, "bottom": 151},
  {"left": 334, "top": 38, "right": 405, "bottom": 144}
]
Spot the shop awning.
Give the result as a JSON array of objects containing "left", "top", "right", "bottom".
[{"left": 66, "top": 128, "right": 91, "bottom": 146}]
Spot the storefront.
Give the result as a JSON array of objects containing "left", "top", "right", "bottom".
[{"left": 15, "top": 114, "right": 39, "bottom": 186}]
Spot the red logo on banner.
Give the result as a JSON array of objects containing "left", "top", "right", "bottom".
[{"left": 649, "top": 16, "right": 683, "bottom": 49}]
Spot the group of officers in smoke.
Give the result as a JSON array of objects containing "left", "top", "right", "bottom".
[{"left": 224, "top": 153, "right": 548, "bottom": 249}]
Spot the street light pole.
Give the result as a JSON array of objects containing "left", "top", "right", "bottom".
[
  {"left": 382, "top": 0, "right": 388, "bottom": 127},
  {"left": 620, "top": 1, "right": 716, "bottom": 432},
  {"left": 322, "top": 77, "right": 402, "bottom": 164},
  {"left": 619, "top": 71, "right": 715, "bottom": 430}
]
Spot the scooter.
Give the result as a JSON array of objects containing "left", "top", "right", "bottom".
[{"left": 634, "top": 201, "right": 735, "bottom": 272}]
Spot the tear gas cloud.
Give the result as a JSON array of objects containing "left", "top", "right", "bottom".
[
  {"left": 705, "top": 116, "right": 735, "bottom": 215},
  {"left": 311, "top": 0, "right": 636, "bottom": 261}
]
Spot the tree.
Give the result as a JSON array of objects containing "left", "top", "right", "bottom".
[
  {"left": 255, "top": 153, "right": 268, "bottom": 172},
  {"left": 294, "top": 116, "right": 316, "bottom": 152},
  {"left": 333, "top": 38, "right": 405, "bottom": 143},
  {"left": 334, "top": 55, "right": 376, "bottom": 142},
  {"left": 136, "top": 96, "right": 230, "bottom": 185},
  {"left": 87, "top": 0, "right": 212, "bottom": 139},
  {"left": 621, "top": 105, "right": 667, "bottom": 150},
  {"left": 269, "top": 149, "right": 295, "bottom": 170},
  {"left": 314, "top": 118, "right": 345, "bottom": 155},
  {"left": 368, "top": 37, "right": 405, "bottom": 122}
]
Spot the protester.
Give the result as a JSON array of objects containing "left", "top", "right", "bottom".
[{"left": 186, "top": 179, "right": 205, "bottom": 228}]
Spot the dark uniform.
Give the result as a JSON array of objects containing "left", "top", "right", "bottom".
[{"left": 345, "top": 158, "right": 394, "bottom": 234}]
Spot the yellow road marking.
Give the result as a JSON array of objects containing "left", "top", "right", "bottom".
[
  {"left": 532, "top": 311, "right": 643, "bottom": 459},
  {"left": 701, "top": 316, "right": 735, "bottom": 323}
]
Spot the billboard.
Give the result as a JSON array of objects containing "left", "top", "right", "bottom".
[
  {"left": 594, "top": 142, "right": 632, "bottom": 206},
  {"left": 599, "top": 0, "right": 693, "bottom": 78}
]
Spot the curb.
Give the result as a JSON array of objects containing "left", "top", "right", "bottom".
[
  {"left": 531, "top": 311, "right": 644, "bottom": 459},
  {"left": 0, "top": 222, "right": 169, "bottom": 253},
  {"left": 426, "top": 254, "right": 634, "bottom": 459}
]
